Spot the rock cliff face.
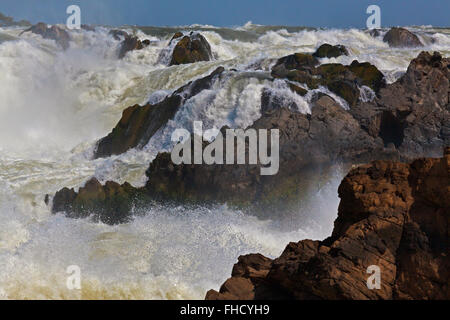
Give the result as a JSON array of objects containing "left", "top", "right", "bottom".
[
  {"left": 350, "top": 51, "right": 450, "bottom": 158},
  {"left": 206, "top": 148, "right": 449, "bottom": 300}
]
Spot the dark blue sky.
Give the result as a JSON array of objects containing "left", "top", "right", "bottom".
[{"left": 1, "top": 0, "right": 448, "bottom": 28}]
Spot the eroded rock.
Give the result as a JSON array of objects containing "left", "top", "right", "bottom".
[
  {"left": 169, "top": 32, "right": 213, "bottom": 65},
  {"left": 383, "top": 27, "right": 423, "bottom": 48},
  {"left": 94, "top": 66, "right": 225, "bottom": 158},
  {"left": 313, "top": 44, "right": 349, "bottom": 58}
]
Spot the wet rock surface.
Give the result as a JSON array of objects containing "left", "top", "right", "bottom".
[
  {"left": 108, "top": 30, "right": 152, "bottom": 58},
  {"left": 169, "top": 32, "right": 213, "bottom": 65},
  {"left": 94, "top": 66, "right": 225, "bottom": 158},
  {"left": 350, "top": 51, "right": 450, "bottom": 158},
  {"left": 383, "top": 27, "right": 423, "bottom": 48},
  {"left": 271, "top": 52, "right": 386, "bottom": 107},
  {"left": 206, "top": 148, "right": 450, "bottom": 300}
]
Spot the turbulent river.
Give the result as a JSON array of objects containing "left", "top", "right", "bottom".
[{"left": 0, "top": 23, "right": 449, "bottom": 299}]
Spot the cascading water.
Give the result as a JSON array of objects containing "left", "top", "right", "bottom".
[{"left": 0, "top": 23, "right": 449, "bottom": 299}]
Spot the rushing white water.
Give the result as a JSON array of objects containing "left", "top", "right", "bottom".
[{"left": 0, "top": 23, "right": 449, "bottom": 299}]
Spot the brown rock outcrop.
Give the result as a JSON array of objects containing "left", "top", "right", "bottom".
[
  {"left": 350, "top": 51, "right": 450, "bottom": 158},
  {"left": 383, "top": 27, "right": 424, "bottom": 48},
  {"left": 206, "top": 148, "right": 450, "bottom": 300},
  {"left": 169, "top": 32, "right": 213, "bottom": 65}
]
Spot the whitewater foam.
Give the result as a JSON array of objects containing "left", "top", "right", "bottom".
[{"left": 0, "top": 24, "right": 449, "bottom": 299}]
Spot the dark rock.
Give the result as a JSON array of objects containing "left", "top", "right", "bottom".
[
  {"left": 142, "top": 95, "right": 382, "bottom": 209},
  {"left": 313, "top": 44, "right": 349, "bottom": 58},
  {"left": 169, "top": 32, "right": 213, "bottom": 65},
  {"left": 20, "top": 22, "right": 70, "bottom": 49},
  {"left": 271, "top": 52, "right": 386, "bottom": 106},
  {"left": 271, "top": 53, "right": 319, "bottom": 79},
  {"left": 109, "top": 29, "right": 129, "bottom": 40},
  {"left": 367, "top": 29, "right": 381, "bottom": 38},
  {"left": 207, "top": 149, "right": 449, "bottom": 300},
  {"left": 383, "top": 27, "right": 423, "bottom": 47},
  {"left": 350, "top": 51, "right": 450, "bottom": 158},
  {"left": 108, "top": 29, "right": 152, "bottom": 58},
  {"left": 118, "top": 35, "right": 150, "bottom": 59},
  {"left": 0, "top": 11, "right": 30, "bottom": 27},
  {"left": 94, "top": 67, "right": 225, "bottom": 158},
  {"left": 52, "top": 178, "right": 150, "bottom": 225},
  {"left": 55, "top": 52, "right": 449, "bottom": 223},
  {"left": 170, "top": 32, "right": 184, "bottom": 43}
]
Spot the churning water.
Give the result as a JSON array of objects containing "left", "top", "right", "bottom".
[{"left": 0, "top": 23, "right": 449, "bottom": 299}]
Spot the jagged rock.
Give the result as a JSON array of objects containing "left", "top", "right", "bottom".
[
  {"left": 52, "top": 178, "right": 149, "bottom": 225},
  {"left": 350, "top": 51, "right": 450, "bottom": 158},
  {"left": 54, "top": 52, "right": 449, "bottom": 223},
  {"left": 206, "top": 148, "right": 450, "bottom": 300},
  {"left": 272, "top": 52, "right": 386, "bottom": 106},
  {"left": 383, "top": 27, "right": 423, "bottom": 48},
  {"left": 271, "top": 53, "right": 319, "bottom": 79},
  {"left": 108, "top": 29, "right": 151, "bottom": 58},
  {"left": 313, "top": 44, "right": 349, "bottom": 58},
  {"left": 169, "top": 32, "right": 213, "bottom": 65},
  {"left": 94, "top": 66, "right": 225, "bottom": 158},
  {"left": 20, "top": 22, "right": 70, "bottom": 49}
]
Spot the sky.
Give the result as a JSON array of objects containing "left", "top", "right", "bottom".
[{"left": 0, "top": 0, "right": 449, "bottom": 28}]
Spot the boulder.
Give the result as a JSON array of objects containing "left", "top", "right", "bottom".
[
  {"left": 350, "top": 51, "right": 450, "bottom": 158},
  {"left": 0, "top": 11, "right": 30, "bottom": 27},
  {"left": 20, "top": 22, "right": 70, "bottom": 49},
  {"left": 383, "top": 27, "right": 423, "bottom": 47},
  {"left": 52, "top": 178, "right": 150, "bottom": 225},
  {"left": 94, "top": 66, "right": 225, "bottom": 158},
  {"left": 206, "top": 148, "right": 450, "bottom": 300},
  {"left": 169, "top": 32, "right": 213, "bottom": 65},
  {"left": 313, "top": 44, "right": 349, "bottom": 58}
]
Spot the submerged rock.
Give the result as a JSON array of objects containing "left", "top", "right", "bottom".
[
  {"left": 206, "top": 148, "right": 450, "bottom": 300},
  {"left": 313, "top": 44, "right": 349, "bottom": 58},
  {"left": 20, "top": 22, "right": 70, "bottom": 49},
  {"left": 94, "top": 66, "right": 225, "bottom": 158},
  {"left": 383, "top": 27, "right": 423, "bottom": 47},
  {"left": 169, "top": 32, "right": 213, "bottom": 65}
]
